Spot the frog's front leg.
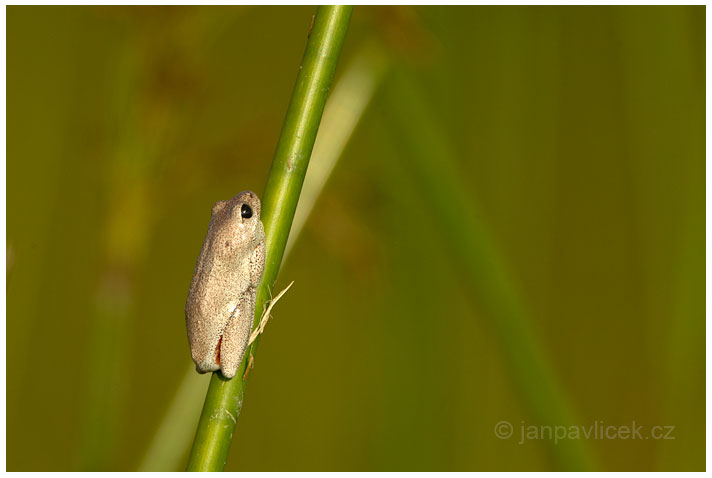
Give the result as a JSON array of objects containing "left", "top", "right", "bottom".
[
  {"left": 220, "top": 242, "right": 264, "bottom": 378},
  {"left": 219, "top": 290, "right": 255, "bottom": 379},
  {"left": 250, "top": 241, "right": 266, "bottom": 288}
]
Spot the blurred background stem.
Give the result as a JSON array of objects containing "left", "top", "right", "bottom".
[
  {"left": 382, "top": 68, "right": 597, "bottom": 471},
  {"left": 185, "top": 6, "right": 353, "bottom": 471}
]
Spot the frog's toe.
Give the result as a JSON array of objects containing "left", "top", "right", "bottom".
[
  {"left": 191, "top": 337, "right": 221, "bottom": 374},
  {"left": 194, "top": 360, "right": 220, "bottom": 374},
  {"left": 219, "top": 318, "right": 251, "bottom": 380}
]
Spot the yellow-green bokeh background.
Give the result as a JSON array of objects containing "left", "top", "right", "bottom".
[{"left": 7, "top": 5, "right": 705, "bottom": 471}]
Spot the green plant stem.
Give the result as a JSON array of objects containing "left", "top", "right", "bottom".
[
  {"left": 382, "top": 69, "right": 597, "bottom": 471},
  {"left": 141, "top": 38, "right": 383, "bottom": 472},
  {"left": 185, "top": 6, "right": 353, "bottom": 471}
]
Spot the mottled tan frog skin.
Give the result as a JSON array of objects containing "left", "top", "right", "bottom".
[{"left": 185, "top": 190, "right": 265, "bottom": 379}]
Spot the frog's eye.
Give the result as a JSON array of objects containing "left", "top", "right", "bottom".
[{"left": 241, "top": 204, "right": 253, "bottom": 219}]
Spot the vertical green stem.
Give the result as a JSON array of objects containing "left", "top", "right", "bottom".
[
  {"left": 382, "top": 69, "right": 597, "bottom": 470},
  {"left": 185, "top": 6, "right": 353, "bottom": 472}
]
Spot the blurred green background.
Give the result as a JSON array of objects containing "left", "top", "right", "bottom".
[{"left": 7, "top": 5, "right": 705, "bottom": 471}]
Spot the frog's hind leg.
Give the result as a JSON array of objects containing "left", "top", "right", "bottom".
[{"left": 219, "top": 291, "right": 254, "bottom": 379}]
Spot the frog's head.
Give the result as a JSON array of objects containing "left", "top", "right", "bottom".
[{"left": 210, "top": 190, "right": 264, "bottom": 261}]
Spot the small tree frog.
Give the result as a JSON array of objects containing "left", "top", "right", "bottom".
[{"left": 185, "top": 190, "right": 266, "bottom": 379}]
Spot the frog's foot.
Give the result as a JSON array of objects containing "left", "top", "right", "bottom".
[
  {"left": 219, "top": 304, "right": 253, "bottom": 379},
  {"left": 191, "top": 334, "right": 222, "bottom": 374}
]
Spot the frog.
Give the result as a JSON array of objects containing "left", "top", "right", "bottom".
[{"left": 185, "top": 190, "right": 266, "bottom": 379}]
